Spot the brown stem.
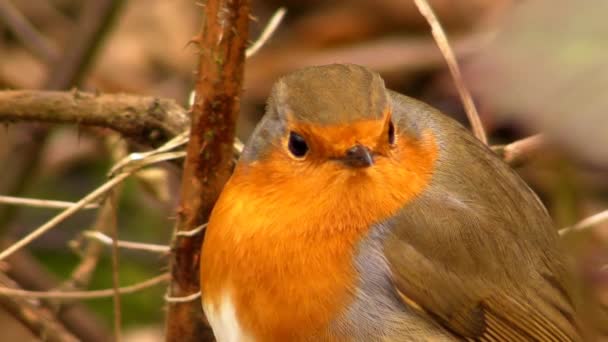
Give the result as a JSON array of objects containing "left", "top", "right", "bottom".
[
  {"left": 164, "top": 0, "right": 250, "bottom": 341},
  {"left": 66, "top": 136, "right": 128, "bottom": 289},
  {"left": 0, "top": 90, "right": 189, "bottom": 146},
  {"left": 492, "top": 134, "right": 545, "bottom": 167},
  {"left": 0, "top": 0, "right": 126, "bottom": 235},
  {"left": 2, "top": 241, "right": 111, "bottom": 342},
  {"left": 0, "top": 272, "right": 79, "bottom": 342}
]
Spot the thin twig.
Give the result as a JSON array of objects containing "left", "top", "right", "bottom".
[
  {"left": 66, "top": 135, "right": 127, "bottom": 289},
  {"left": 413, "top": 0, "right": 487, "bottom": 144},
  {"left": 0, "top": 273, "right": 78, "bottom": 342},
  {"left": 0, "top": 173, "right": 130, "bottom": 261},
  {"left": 0, "top": 195, "right": 99, "bottom": 210},
  {"left": 246, "top": 7, "right": 286, "bottom": 58},
  {"left": 492, "top": 134, "right": 545, "bottom": 167},
  {"left": 1, "top": 240, "right": 112, "bottom": 342},
  {"left": 109, "top": 130, "right": 190, "bottom": 176},
  {"left": 175, "top": 223, "right": 207, "bottom": 238},
  {"left": 559, "top": 209, "right": 608, "bottom": 236},
  {"left": 108, "top": 191, "right": 121, "bottom": 342},
  {"left": 165, "top": 291, "right": 201, "bottom": 303},
  {"left": 0, "top": 273, "right": 169, "bottom": 299},
  {"left": 82, "top": 231, "right": 170, "bottom": 254}
]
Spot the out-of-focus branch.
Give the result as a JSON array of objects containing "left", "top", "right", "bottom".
[
  {"left": 0, "top": 273, "right": 169, "bottom": 299},
  {"left": 246, "top": 7, "right": 286, "bottom": 58},
  {"left": 0, "top": 0, "right": 59, "bottom": 62},
  {"left": 80, "top": 231, "right": 170, "bottom": 254},
  {"left": 559, "top": 209, "right": 608, "bottom": 236},
  {"left": 44, "top": 0, "right": 126, "bottom": 89},
  {"left": 0, "top": 90, "right": 190, "bottom": 146},
  {"left": 165, "top": 0, "right": 251, "bottom": 340},
  {"left": 0, "top": 173, "right": 129, "bottom": 261},
  {"left": 2, "top": 242, "right": 111, "bottom": 342},
  {"left": 0, "top": 195, "right": 99, "bottom": 210},
  {"left": 66, "top": 136, "right": 128, "bottom": 289},
  {"left": 413, "top": 0, "right": 487, "bottom": 144},
  {"left": 492, "top": 134, "right": 545, "bottom": 167},
  {"left": 0, "top": 272, "right": 78, "bottom": 342},
  {"left": 0, "top": 0, "right": 126, "bottom": 233}
]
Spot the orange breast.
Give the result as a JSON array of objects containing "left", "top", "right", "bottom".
[{"left": 200, "top": 130, "right": 437, "bottom": 341}]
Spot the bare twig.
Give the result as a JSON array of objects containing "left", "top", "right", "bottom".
[
  {"left": 175, "top": 223, "right": 207, "bottom": 238},
  {"left": 0, "top": 90, "right": 190, "bottom": 146},
  {"left": 108, "top": 191, "right": 121, "bottom": 342},
  {"left": 0, "top": 273, "right": 169, "bottom": 299},
  {"left": 82, "top": 231, "right": 170, "bottom": 254},
  {"left": 165, "top": 0, "right": 250, "bottom": 340},
  {"left": 0, "top": 195, "right": 99, "bottom": 210},
  {"left": 2, "top": 241, "right": 111, "bottom": 342},
  {"left": 559, "top": 209, "right": 608, "bottom": 236},
  {"left": 0, "top": 0, "right": 126, "bottom": 239},
  {"left": 246, "top": 7, "right": 286, "bottom": 58},
  {"left": 492, "top": 134, "right": 545, "bottom": 167},
  {"left": 0, "top": 0, "right": 58, "bottom": 62},
  {"left": 66, "top": 135, "right": 127, "bottom": 289},
  {"left": 0, "top": 273, "right": 78, "bottom": 342},
  {"left": 165, "top": 291, "right": 201, "bottom": 303},
  {"left": 0, "top": 173, "right": 129, "bottom": 261},
  {"left": 413, "top": 0, "right": 487, "bottom": 144}
]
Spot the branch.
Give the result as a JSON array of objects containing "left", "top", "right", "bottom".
[
  {"left": 165, "top": 0, "right": 251, "bottom": 340},
  {"left": 0, "top": 90, "right": 190, "bottom": 146},
  {"left": 0, "top": 273, "right": 169, "bottom": 299},
  {"left": 0, "top": 195, "right": 99, "bottom": 210},
  {"left": 44, "top": 0, "right": 126, "bottom": 89},
  {"left": 0, "top": 0, "right": 59, "bottom": 62},
  {"left": 0, "top": 173, "right": 129, "bottom": 261},
  {"left": 413, "top": 0, "right": 487, "bottom": 144},
  {"left": 246, "top": 8, "right": 286, "bottom": 58},
  {"left": 81, "top": 231, "right": 170, "bottom": 254},
  {"left": 492, "top": 134, "right": 545, "bottom": 167},
  {"left": 0, "top": 273, "right": 78, "bottom": 342},
  {"left": 66, "top": 136, "right": 127, "bottom": 289},
  {"left": 1, "top": 244, "right": 111, "bottom": 342},
  {"left": 559, "top": 209, "right": 608, "bottom": 236}
]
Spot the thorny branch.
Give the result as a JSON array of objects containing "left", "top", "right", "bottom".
[{"left": 164, "top": 0, "right": 250, "bottom": 340}]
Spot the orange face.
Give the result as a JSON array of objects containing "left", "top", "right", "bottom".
[{"left": 201, "top": 106, "right": 438, "bottom": 340}]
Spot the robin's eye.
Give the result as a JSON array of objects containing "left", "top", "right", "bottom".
[
  {"left": 388, "top": 120, "right": 395, "bottom": 145},
  {"left": 288, "top": 131, "right": 308, "bottom": 158}
]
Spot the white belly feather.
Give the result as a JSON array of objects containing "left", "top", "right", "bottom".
[{"left": 203, "top": 292, "right": 254, "bottom": 342}]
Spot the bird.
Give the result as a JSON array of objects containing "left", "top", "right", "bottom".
[{"left": 200, "top": 64, "right": 581, "bottom": 341}]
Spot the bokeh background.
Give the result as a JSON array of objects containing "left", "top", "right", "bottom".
[{"left": 0, "top": 0, "right": 606, "bottom": 340}]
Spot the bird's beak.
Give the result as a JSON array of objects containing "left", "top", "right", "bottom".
[{"left": 342, "top": 144, "right": 374, "bottom": 168}]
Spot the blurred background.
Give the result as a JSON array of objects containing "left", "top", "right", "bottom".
[{"left": 0, "top": 0, "right": 606, "bottom": 340}]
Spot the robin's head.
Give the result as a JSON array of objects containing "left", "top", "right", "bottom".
[
  {"left": 232, "top": 64, "right": 436, "bottom": 222},
  {"left": 242, "top": 64, "right": 395, "bottom": 171},
  {"left": 218, "top": 64, "right": 437, "bottom": 238}
]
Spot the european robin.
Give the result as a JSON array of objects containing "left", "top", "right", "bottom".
[{"left": 200, "top": 64, "right": 580, "bottom": 341}]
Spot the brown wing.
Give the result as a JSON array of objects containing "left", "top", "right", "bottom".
[{"left": 384, "top": 93, "right": 581, "bottom": 341}]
